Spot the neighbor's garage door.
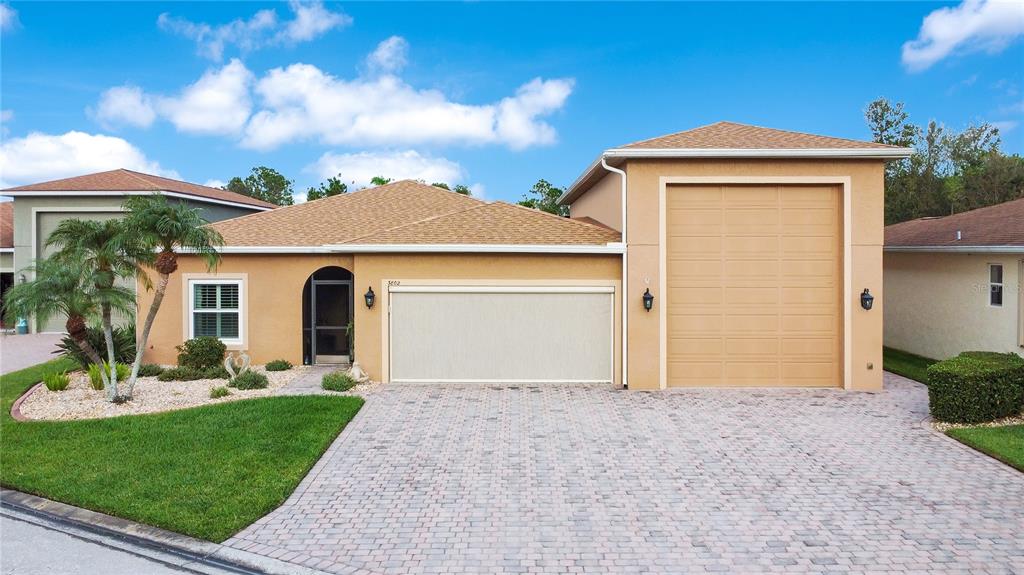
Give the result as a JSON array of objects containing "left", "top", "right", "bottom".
[
  {"left": 667, "top": 184, "right": 842, "bottom": 387},
  {"left": 389, "top": 286, "right": 613, "bottom": 383}
]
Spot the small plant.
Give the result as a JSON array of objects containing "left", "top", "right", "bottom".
[
  {"left": 56, "top": 323, "right": 136, "bottom": 369},
  {"left": 43, "top": 371, "right": 71, "bottom": 392},
  {"left": 322, "top": 371, "right": 357, "bottom": 392},
  {"left": 230, "top": 371, "right": 269, "bottom": 390},
  {"left": 209, "top": 386, "right": 231, "bottom": 399},
  {"left": 265, "top": 359, "right": 292, "bottom": 372},
  {"left": 137, "top": 364, "right": 165, "bottom": 377},
  {"left": 86, "top": 362, "right": 131, "bottom": 390},
  {"left": 175, "top": 337, "right": 227, "bottom": 371},
  {"left": 157, "top": 366, "right": 231, "bottom": 382}
]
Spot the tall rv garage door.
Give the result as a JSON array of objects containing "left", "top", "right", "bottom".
[
  {"left": 666, "top": 184, "right": 842, "bottom": 387},
  {"left": 389, "top": 286, "right": 614, "bottom": 383}
]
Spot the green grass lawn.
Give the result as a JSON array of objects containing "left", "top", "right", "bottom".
[
  {"left": 883, "top": 346, "right": 938, "bottom": 384},
  {"left": 946, "top": 425, "right": 1024, "bottom": 472},
  {"left": 1, "top": 359, "right": 363, "bottom": 541}
]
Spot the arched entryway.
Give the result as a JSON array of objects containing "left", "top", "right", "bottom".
[{"left": 302, "top": 266, "right": 353, "bottom": 365}]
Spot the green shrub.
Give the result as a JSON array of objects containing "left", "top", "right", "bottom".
[
  {"left": 56, "top": 323, "right": 136, "bottom": 369},
  {"left": 137, "top": 364, "right": 165, "bottom": 377},
  {"left": 265, "top": 359, "right": 292, "bottom": 372},
  {"left": 43, "top": 371, "right": 71, "bottom": 392},
  {"left": 209, "top": 386, "right": 231, "bottom": 399},
  {"left": 175, "top": 337, "right": 226, "bottom": 371},
  {"left": 927, "top": 352, "right": 1024, "bottom": 423},
  {"left": 86, "top": 362, "right": 131, "bottom": 390},
  {"left": 322, "top": 371, "right": 357, "bottom": 392},
  {"left": 157, "top": 366, "right": 230, "bottom": 382},
  {"left": 230, "top": 371, "right": 269, "bottom": 390}
]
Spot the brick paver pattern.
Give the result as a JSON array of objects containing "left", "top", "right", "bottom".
[{"left": 226, "top": 374, "right": 1024, "bottom": 574}]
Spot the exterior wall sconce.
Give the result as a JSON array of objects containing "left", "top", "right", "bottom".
[
  {"left": 364, "top": 286, "right": 376, "bottom": 309},
  {"left": 860, "top": 288, "right": 874, "bottom": 311},
  {"left": 642, "top": 288, "right": 654, "bottom": 312}
]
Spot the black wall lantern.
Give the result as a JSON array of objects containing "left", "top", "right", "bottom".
[
  {"left": 642, "top": 288, "right": 654, "bottom": 312},
  {"left": 364, "top": 286, "right": 376, "bottom": 309},
  {"left": 860, "top": 288, "right": 874, "bottom": 311}
]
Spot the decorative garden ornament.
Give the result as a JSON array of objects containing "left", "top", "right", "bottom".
[
  {"left": 224, "top": 351, "right": 251, "bottom": 379},
  {"left": 348, "top": 361, "right": 369, "bottom": 383}
]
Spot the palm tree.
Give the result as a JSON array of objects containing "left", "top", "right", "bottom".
[
  {"left": 122, "top": 194, "right": 223, "bottom": 396},
  {"left": 3, "top": 258, "right": 134, "bottom": 386},
  {"left": 46, "top": 218, "right": 150, "bottom": 401}
]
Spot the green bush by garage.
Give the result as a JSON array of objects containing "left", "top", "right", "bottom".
[{"left": 927, "top": 352, "right": 1024, "bottom": 424}]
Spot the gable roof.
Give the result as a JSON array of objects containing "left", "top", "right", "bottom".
[
  {"left": 0, "top": 202, "right": 12, "bottom": 249},
  {"left": 1, "top": 169, "right": 275, "bottom": 210},
  {"left": 885, "top": 197, "right": 1024, "bottom": 251},
  {"left": 561, "top": 121, "right": 913, "bottom": 204},
  {"left": 208, "top": 180, "right": 620, "bottom": 250}
]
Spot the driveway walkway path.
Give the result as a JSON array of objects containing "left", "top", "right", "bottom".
[
  {"left": 0, "top": 333, "right": 63, "bottom": 375},
  {"left": 227, "top": 374, "right": 1024, "bottom": 574}
]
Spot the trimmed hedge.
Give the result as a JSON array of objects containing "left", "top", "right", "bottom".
[{"left": 927, "top": 351, "right": 1024, "bottom": 424}]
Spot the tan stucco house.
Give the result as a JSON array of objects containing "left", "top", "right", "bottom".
[
  {"left": 1, "top": 169, "right": 274, "bottom": 332},
  {"left": 141, "top": 122, "right": 910, "bottom": 391},
  {"left": 885, "top": 197, "right": 1024, "bottom": 360}
]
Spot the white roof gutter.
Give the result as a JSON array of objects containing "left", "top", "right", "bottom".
[
  {"left": 559, "top": 146, "right": 914, "bottom": 205},
  {"left": 884, "top": 245, "right": 1024, "bottom": 254}
]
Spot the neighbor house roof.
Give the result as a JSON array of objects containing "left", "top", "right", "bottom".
[
  {"left": 885, "top": 197, "right": 1024, "bottom": 251},
  {"left": 0, "top": 202, "right": 12, "bottom": 249},
  {"left": 561, "top": 121, "right": 914, "bottom": 204},
  {"left": 208, "top": 180, "right": 620, "bottom": 251},
  {"left": 1, "top": 169, "right": 275, "bottom": 210}
]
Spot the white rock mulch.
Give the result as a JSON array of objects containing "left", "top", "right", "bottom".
[
  {"left": 18, "top": 366, "right": 309, "bottom": 421},
  {"left": 932, "top": 412, "right": 1024, "bottom": 433}
]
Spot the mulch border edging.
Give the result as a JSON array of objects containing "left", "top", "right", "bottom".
[{"left": 10, "top": 382, "right": 43, "bottom": 422}]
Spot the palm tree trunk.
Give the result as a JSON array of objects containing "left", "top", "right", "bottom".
[
  {"left": 66, "top": 315, "right": 109, "bottom": 388},
  {"left": 125, "top": 272, "right": 169, "bottom": 397},
  {"left": 101, "top": 302, "right": 119, "bottom": 402}
]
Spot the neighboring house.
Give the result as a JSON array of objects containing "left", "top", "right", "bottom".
[
  {"left": 884, "top": 197, "right": 1024, "bottom": 360},
  {"left": 140, "top": 122, "right": 911, "bottom": 391},
  {"left": 1, "top": 202, "right": 13, "bottom": 328},
  {"left": 1, "top": 169, "right": 275, "bottom": 332}
]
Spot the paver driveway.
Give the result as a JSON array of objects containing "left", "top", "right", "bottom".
[{"left": 227, "top": 374, "right": 1024, "bottom": 574}]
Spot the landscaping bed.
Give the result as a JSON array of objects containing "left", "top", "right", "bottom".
[
  {"left": 1, "top": 360, "right": 364, "bottom": 542},
  {"left": 17, "top": 365, "right": 308, "bottom": 421}
]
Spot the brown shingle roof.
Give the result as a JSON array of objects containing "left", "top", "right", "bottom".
[
  {"left": 619, "top": 121, "right": 898, "bottom": 150},
  {"left": 0, "top": 202, "right": 12, "bottom": 249},
  {"left": 885, "top": 198, "right": 1024, "bottom": 248},
  {"left": 2, "top": 169, "right": 275, "bottom": 209},
  {"left": 208, "top": 180, "right": 620, "bottom": 247}
]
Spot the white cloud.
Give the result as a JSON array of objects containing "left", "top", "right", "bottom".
[
  {"left": 307, "top": 150, "right": 465, "bottom": 189},
  {"left": 159, "top": 1, "right": 349, "bottom": 61},
  {"left": 0, "top": 131, "right": 178, "bottom": 188},
  {"left": 902, "top": 0, "right": 1024, "bottom": 71},
  {"left": 92, "top": 85, "right": 156, "bottom": 128},
  {"left": 992, "top": 120, "right": 1018, "bottom": 134},
  {"left": 279, "top": 0, "right": 352, "bottom": 43},
  {"left": 0, "top": 3, "right": 18, "bottom": 32},
  {"left": 468, "top": 183, "right": 487, "bottom": 200},
  {"left": 204, "top": 179, "right": 226, "bottom": 188},
  {"left": 366, "top": 36, "right": 409, "bottom": 73},
  {"left": 155, "top": 59, "right": 253, "bottom": 135},
  {"left": 244, "top": 62, "right": 573, "bottom": 150}
]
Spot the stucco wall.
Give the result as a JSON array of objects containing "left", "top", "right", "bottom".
[
  {"left": 140, "top": 252, "right": 623, "bottom": 384},
  {"left": 884, "top": 251, "right": 1022, "bottom": 360},
  {"left": 569, "top": 171, "right": 622, "bottom": 232},
  {"left": 616, "top": 158, "right": 886, "bottom": 391}
]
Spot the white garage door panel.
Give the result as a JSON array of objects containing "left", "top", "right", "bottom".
[{"left": 390, "top": 288, "right": 613, "bottom": 383}]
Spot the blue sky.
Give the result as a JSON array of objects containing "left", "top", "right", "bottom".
[{"left": 1, "top": 1, "right": 1022, "bottom": 203}]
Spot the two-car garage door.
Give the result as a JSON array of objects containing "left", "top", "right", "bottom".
[
  {"left": 666, "top": 184, "right": 843, "bottom": 387},
  {"left": 389, "top": 286, "right": 614, "bottom": 383}
]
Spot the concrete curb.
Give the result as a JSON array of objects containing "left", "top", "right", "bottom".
[
  {"left": 0, "top": 489, "right": 335, "bottom": 575},
  {"left": 918, "top": 416, "right": 1023, "bottom": 476},
  {"left": 10, "top": 382, "right": 42, "bottom": 422}
]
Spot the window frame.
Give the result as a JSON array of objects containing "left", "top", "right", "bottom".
[
  {"left": 188, "top": 278, "right": 244, "bottom": 346},
  {"left": 989, "top": 263, "right": 1004, "bottom": 308}
]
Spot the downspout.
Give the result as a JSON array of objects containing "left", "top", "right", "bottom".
[{"left": 601, "top": 157, "right": 628, "bottom": 389}]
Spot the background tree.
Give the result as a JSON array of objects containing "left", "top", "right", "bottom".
[
  {"left": 370, "top": 176, "right": 393, "bottom": 186},
  {"left": 122, "top": 194, "right": 223, "bottom": 397},
  {"left": 517, "top": 179, "right": 568, "bottom": 216},
  {"left": 432, "top": 182, "right": 472, "bottom": 195},
  {"left": 306, "top": 175, "right": 348, "bottom": 201},
  {"left": 226, "top": 167, "right": 295, "bottom": 206}
]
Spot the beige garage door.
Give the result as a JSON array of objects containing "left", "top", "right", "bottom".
[
  {"left": 389, "top": 286, "right": 614, "bottom": 383},
  {"left": 666, "top": 184, "right": 842, "bottom": 387}
]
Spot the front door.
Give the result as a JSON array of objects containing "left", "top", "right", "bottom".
[{"left": 312, "top": 281, "right": 351, "bottom": 364}]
